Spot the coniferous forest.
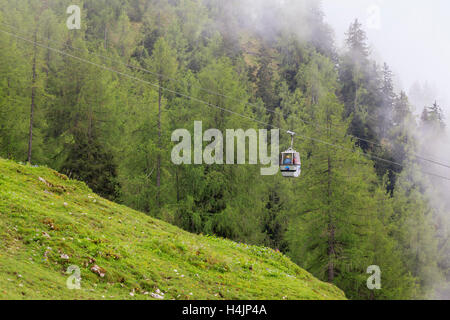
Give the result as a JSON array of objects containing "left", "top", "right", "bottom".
[{"left": 0, "top": 0, "right": 449, "bottom": 300}]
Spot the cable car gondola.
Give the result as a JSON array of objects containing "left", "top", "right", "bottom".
[{"left": 280, "top": 131, "right": 301, "bottom": 178}]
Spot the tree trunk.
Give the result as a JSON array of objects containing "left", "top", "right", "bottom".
[
  {"left": 104, "top": 26, "right": 108, "bottom": 50},
  {"left": 88, "top": 103, "right": 93, "bottom": 140},
  {"left": 327, "top": 152, "right": 335, "bottom": 282},
  {"left": 156, "top": 81, "right": 162, "bottom": 208},
  {"left": 176, "top": 166, "right": 180, "bottom": 203},
  {"left": 326, "top": 110, "right": 335, "bottom": 283},
  {"left": 27, "top": 30, "right": 38, "bottom": 164},
  {"left": 155, "top": 13, "right": 162, "bottom": 209}
]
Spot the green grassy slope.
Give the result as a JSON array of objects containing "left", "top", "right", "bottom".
[{"left": 0, "top": 158, "right": 345, "bottom": 300}]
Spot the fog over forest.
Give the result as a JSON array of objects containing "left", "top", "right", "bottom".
[
  {"left": 1, "top": 0, "right": 449, "bottom": 300},
  {"left": 322, "top": 0, "right": 450, "bottom": 121}
]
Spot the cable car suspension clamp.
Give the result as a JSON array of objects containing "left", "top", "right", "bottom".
[{"left": 287, "top": 130, "right": 296, "bottom": 149}]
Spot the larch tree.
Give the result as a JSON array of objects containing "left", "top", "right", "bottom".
[{"left": 149, "top": 37, "right": 178, "bottom": 208}]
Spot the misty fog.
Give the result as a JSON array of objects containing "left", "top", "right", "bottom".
[
  {"left": 321, "top": 0, "right": 450, "bottom": 298},
  {"left": 322, "top": 0, "right": 450, "bottom": 122}
]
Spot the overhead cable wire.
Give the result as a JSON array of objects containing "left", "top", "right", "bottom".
[
  {"left": 2, "top": 20, "right": 450, "bottom": 168},
  {"left": 2, "top": 27, "right": 450, "bottom": 182}
]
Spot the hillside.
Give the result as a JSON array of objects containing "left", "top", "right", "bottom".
[{"left": 0, "top": 158, "right": 345, "bottom": 300}]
